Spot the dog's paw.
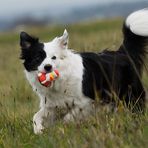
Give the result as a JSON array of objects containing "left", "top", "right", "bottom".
[
  {"left": 33, "top": 113, "right": 45, "bottom": 134},
  {"left": 33, "top": 120, "right": 44, "bottom": 134},
  {"left": 63, "top": 113, "right": 74, "bottom": 123}
]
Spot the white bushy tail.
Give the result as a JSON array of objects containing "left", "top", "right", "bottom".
[
  {"left": 120, "top": 8, "right": 148, "bottom": 75},
  {"left": 126, "top": 8, "right": 148, "bottom": 36}
]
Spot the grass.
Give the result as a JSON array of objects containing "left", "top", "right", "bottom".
[{"left": 0, "top": 18, "right": 148, "bottom": 148}]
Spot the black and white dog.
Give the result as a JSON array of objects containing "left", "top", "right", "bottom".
[{"left": 20, "top": 9, "right": 148, "bottom": 134}]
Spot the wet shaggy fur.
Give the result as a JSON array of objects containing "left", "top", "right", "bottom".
[{"left": 20, "top": 9, "right": 148, "bottom": 134}]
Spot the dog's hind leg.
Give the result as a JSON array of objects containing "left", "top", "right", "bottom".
[
  {"left": 63, "top": 99, "right": 94, "bottom": 123},
  {"left": 121, "top": 73, "right": 146, "bottom": 113},
  {"left": 128, "top": 81, "right": 146, "bottom": 113}
]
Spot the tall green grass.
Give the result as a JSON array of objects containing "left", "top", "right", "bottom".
[{"left": 0, "top": 19, "right": 148, "bottom": 148}]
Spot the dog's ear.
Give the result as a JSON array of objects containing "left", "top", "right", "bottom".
[
  {"left": 58, "top": 29, "right": 69, "bottom": 49},
  {"left": 20, "top": 32, "right": 38, "bottom": 49}
]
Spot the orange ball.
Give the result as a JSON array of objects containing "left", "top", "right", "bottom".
[
  {"left": 54, "top": 69, "right": 59, "bottom": 77},
  {"left": 37, "top": 69, "right": 59, "bottom": 87},
  {"left": 38, "top": 73, "right": 51, "bottom": 87},
  {"left": 38, "top": 72, "right": 46, "bottom": 82}
]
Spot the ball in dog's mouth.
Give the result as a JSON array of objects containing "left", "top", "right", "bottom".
[{"left": 37, "top": 69, "right": 59, "bottom": 87}]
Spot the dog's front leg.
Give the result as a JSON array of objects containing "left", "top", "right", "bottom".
[
  {"left": 63, "top": 101, "right": 93, "bottom": 123},
  {"left": 33, "top": 108, "right": 54, "bottom": 134}
]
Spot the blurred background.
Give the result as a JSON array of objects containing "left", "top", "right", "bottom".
[
  {"left": 0, "top": 0, "right": 148, "bottom": 31},
  {"left": 0, "top": 1, "right": 148, "bottom": 147}
]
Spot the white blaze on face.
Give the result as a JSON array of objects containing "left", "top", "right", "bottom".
[{"left": 37, "top": 29, "right": 69, "bottom": 73}]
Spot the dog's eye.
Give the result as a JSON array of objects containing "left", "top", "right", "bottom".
[{"left": 51, "top": 56, "right": 56, "bottom": 60}]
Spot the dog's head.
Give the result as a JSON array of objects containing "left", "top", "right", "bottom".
[{"left": 20, "top": 30, "right": 69, "bottom": 73}]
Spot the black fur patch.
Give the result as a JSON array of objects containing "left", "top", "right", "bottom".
[
  {"left": 20, "top": 32, "right": 46, "bottom": 71},
  {"left": 80, "top": 22, "right": 148, "bottom": 112},
  {"left": 80, "top": 51, "right": 146, "bottom": 112}
]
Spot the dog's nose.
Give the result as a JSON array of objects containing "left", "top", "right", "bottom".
[{"left": 44, "top": 64, "right": 52, "bottom": 72}]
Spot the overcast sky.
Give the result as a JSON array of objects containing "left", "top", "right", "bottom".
[{"left": 0, "top": 0, "right": 147, "bottom": 19}]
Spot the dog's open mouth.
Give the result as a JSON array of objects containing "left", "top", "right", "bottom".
[{"left": 37, "top": 69, "right": 59, "bottom": 87}]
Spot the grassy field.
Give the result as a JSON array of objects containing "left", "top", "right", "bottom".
[{"left": 0, "top": 19, "right": 148, "bottom": 148}]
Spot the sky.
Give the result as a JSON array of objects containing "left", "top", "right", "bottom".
[{"left": 0, "top": 0, "right": 147, "bottom": 19}]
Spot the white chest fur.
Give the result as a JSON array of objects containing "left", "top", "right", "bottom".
[{"left": 24, "top": 53, "right": 89, "bottom": 109}]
